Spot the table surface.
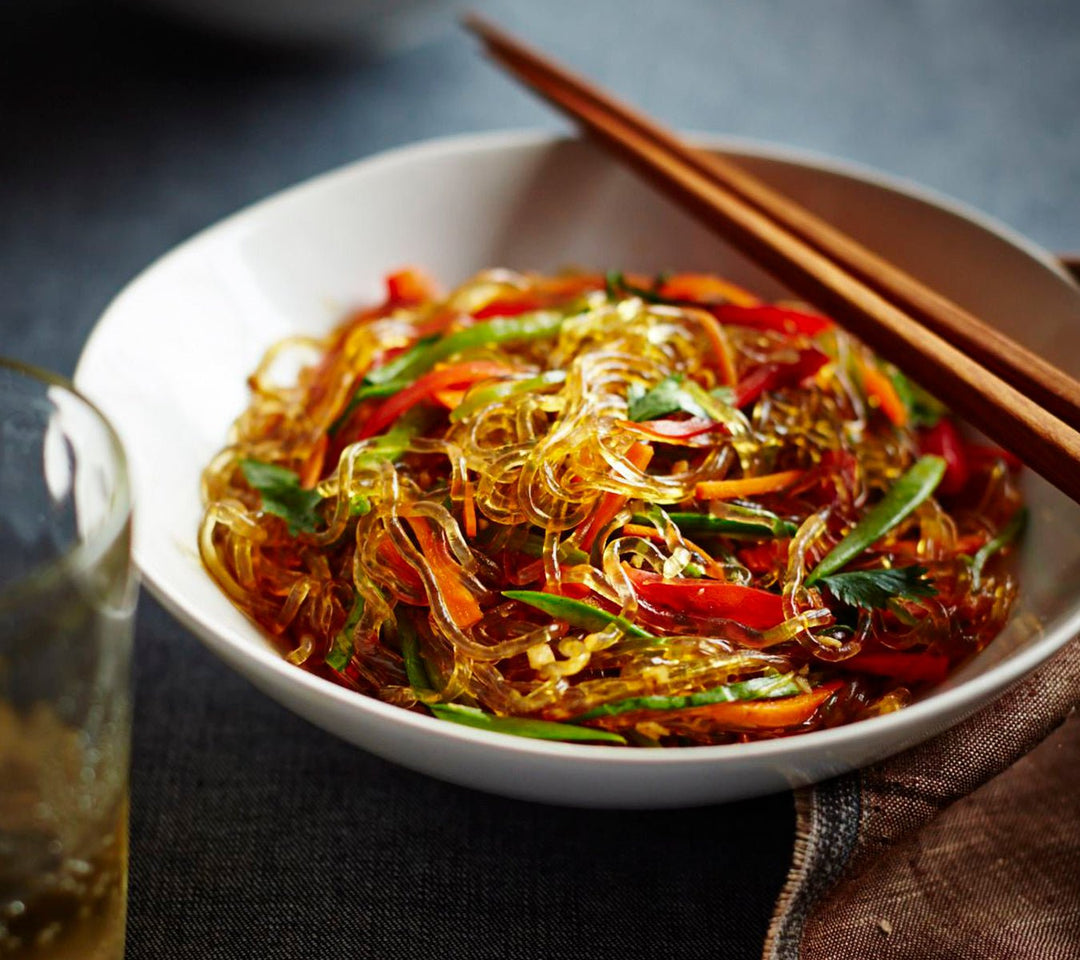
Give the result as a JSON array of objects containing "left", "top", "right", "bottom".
[{"left": 4, "top": 1, "right": 1079, "bottom": 956}]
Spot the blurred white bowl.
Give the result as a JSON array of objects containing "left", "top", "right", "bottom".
[{"left": 75, "top": 130, "right": 1080, "bottom": 808}]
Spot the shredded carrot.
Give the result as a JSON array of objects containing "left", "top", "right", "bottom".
[
  {"left": 691, "top": 308, "right": 738, "bottom": 386},
  {"left": 298, "top": 434, "right": 328, "bottom": 489},
  {"left": 695, "top": 469, "right": 803, "bottom": 500},
  {"left": 622, "top": 523, "right": 663, "bottom": 541},
  {"left": 579, "top": 442, "right": 654, "bottom": 550},
  {"left": 463, "top": 479, "right": 477, "bottom": 539},
  {"left": 433, "top": 388, "right": 467, "bottom": 410},
  {"left": 861, "top": 365, "right": 908, "bottom": 428},
  {"left": 406, "top": 517, "right": 483, "bottom": 629},
  {"left": 676, "top": 681, "right": 842, "bottom": 729},
  {"left": 660, "top": 273, "right": 761, "bottom": 306},
  {"left": 375, "top": 538, "right": 425, "bottom": 594}
]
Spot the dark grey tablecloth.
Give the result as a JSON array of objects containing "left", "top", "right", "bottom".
[{"left": 4, "top": 1, "right": 1078, "bottom": 956}]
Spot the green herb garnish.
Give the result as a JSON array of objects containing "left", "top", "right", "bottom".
[
  {"left": 627, "top": 374, "right": 730, "bottom": 422},
  {"left": 818, "top": 565, "right": 938, "bottom": 610},
  {"left": 240, "top": 459, "right": 323, "bottom": 536}
]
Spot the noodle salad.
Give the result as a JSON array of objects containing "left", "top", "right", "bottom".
[{"left": 199, "top": 268, "right": 1024, "bottom": 746}]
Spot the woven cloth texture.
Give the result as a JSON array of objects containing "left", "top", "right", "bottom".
[{"left": 765, "top": 638, "right": 1080, "bottom": 960}]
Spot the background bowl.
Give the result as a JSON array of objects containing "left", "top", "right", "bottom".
[{"left": 74, "top": 130, "right": 1080, "bottom": 808}]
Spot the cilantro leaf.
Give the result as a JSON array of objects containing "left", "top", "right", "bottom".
[
  {"left": 818, "top": 565, "right": 938, "bottom": 610},
  {"left": 628, "top": 374, "right": 731, "bottom": 422},
  {"left": 240, "top": 459, "right": 323, "bottom": 536}
]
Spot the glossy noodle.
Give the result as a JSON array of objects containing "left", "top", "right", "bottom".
[{"left": 199, "top": 268, "right": 1023, "bottom": 746}]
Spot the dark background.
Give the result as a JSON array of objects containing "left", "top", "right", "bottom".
[{"left": 3, "top": 1, "right": 1078, "bottom": 956}]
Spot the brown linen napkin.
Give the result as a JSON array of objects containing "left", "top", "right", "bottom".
[{"left": 761, "top": 636, "right": 1080, "bottom": 960}]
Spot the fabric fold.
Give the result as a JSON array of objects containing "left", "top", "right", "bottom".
[{"left": 763, "top": 637, "right": 1080, "bottom": 960}]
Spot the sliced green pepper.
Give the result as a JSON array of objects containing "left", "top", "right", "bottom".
[
  {"left": 366, "top": 310, "right": 564, "bottom": 385},
  {"left": 325, "top": 594, "right": 364, "bottom": 672},
  {"left": 971, "top": 507, "right": 1028, "bottom": 587},
  {"left": 655, "top": 509, "right": 796, "bottom": 539},
  {"left": 430, "top": 703, "right": 627, "bottom": 744},
  {"left": 806, "top": 455, "right": 946, "bottom": 586},
  {"left": 352, "top": 406, "right": 435, "bottom": 468},
  {"left": 573, "top": 673, "right": 803, "bottom": 721},
  {"left": 398, "top": 616, "right": 433, "bottom": 693},
  {"left": 449, "top": 370, "right": 567, "bottom": 423},
  {"left": 503, "top": 590, "right": 656, "bottom": 640}
]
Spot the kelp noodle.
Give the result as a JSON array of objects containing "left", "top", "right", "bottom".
[{"left": 199, "top": 268, "right": 1023, "bottom": 746}]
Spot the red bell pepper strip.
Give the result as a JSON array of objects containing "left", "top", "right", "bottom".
[
  {"left": 619, "top": 417, "right": 728, "bottom": 444},
  {"left": 920, "top": 419, "right": 970, "bottom": 494},
  {"left": 385, "top": 267, "right": 436, "bottom": 306},
  {"left": 355, "top": 361, "right": 514, "bottom": 441},
  {"left": 471, "top": 296, "right": 545, "bottom": 320},
  {"left": 734, "top": 347, "right": 829, "bottom": 409},
  {"left": 837, "top": 650, "right": 950, "bottom": 686},
  {"left": 966, "top": 443, "right": 1023, "bottom": 472},
  {"left": 737, "top": 540, "right": 789, "bottom": 575},
  {"left": 712, "top": 303, "right": 833, "bottom": 336},
  {"left": 624, "top": 567, "right": 786, "bottom": 631}
]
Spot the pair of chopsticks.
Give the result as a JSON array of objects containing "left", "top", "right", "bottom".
[{"left": 464, "top": 15, "right": 1080, "bottom": 505}]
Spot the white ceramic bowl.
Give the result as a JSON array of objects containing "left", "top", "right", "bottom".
[{"left": 75, "top": 131, "right": 1080, "bottom": 808}]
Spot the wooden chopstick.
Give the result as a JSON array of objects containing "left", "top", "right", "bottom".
[
  {"left": 464, "top": 14, "right": 1080, "bottom": 506},
  {"left": 465, "top": 14, "right": 1080, "bottom": 429}
]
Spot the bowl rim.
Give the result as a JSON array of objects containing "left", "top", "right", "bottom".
[{"left": 79, "top": 127, "right": 1080, "bottom": 767}]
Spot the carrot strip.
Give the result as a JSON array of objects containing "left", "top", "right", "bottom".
[
  {"left": 695, "top": 469, "right": 803, "bottom": 501},
  {"left": 463, "top": 479, "right": 478, "bottom": 539},
  {"left": 861, "top": 365, "right": 908, "bottom": 428},
  {"left": 407, "top": 517, "right": 483, "bottom": 629},
  {"left": 675, "top": 681, "right": 842, "bottom": 729},
  {"left": 659, "top": 273, "right": 761, "bottom": 306},
  {"left": 621, "top": 523, "right": 663, "bottom": 541},
  {"left": 692, "top": 309, "right": 739, "bottom": 386},
  {"left": 433, "top": 388, "right": 467, "bottom": 410},
  {"left": 579, "top": 442, "right": 654, "bottom": 550},
  {"left": 376, "top": 539, "right": 425, "bottom": 595},
  {"left": 297, "top": 434, "right": 328, "bottom": 488}
]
